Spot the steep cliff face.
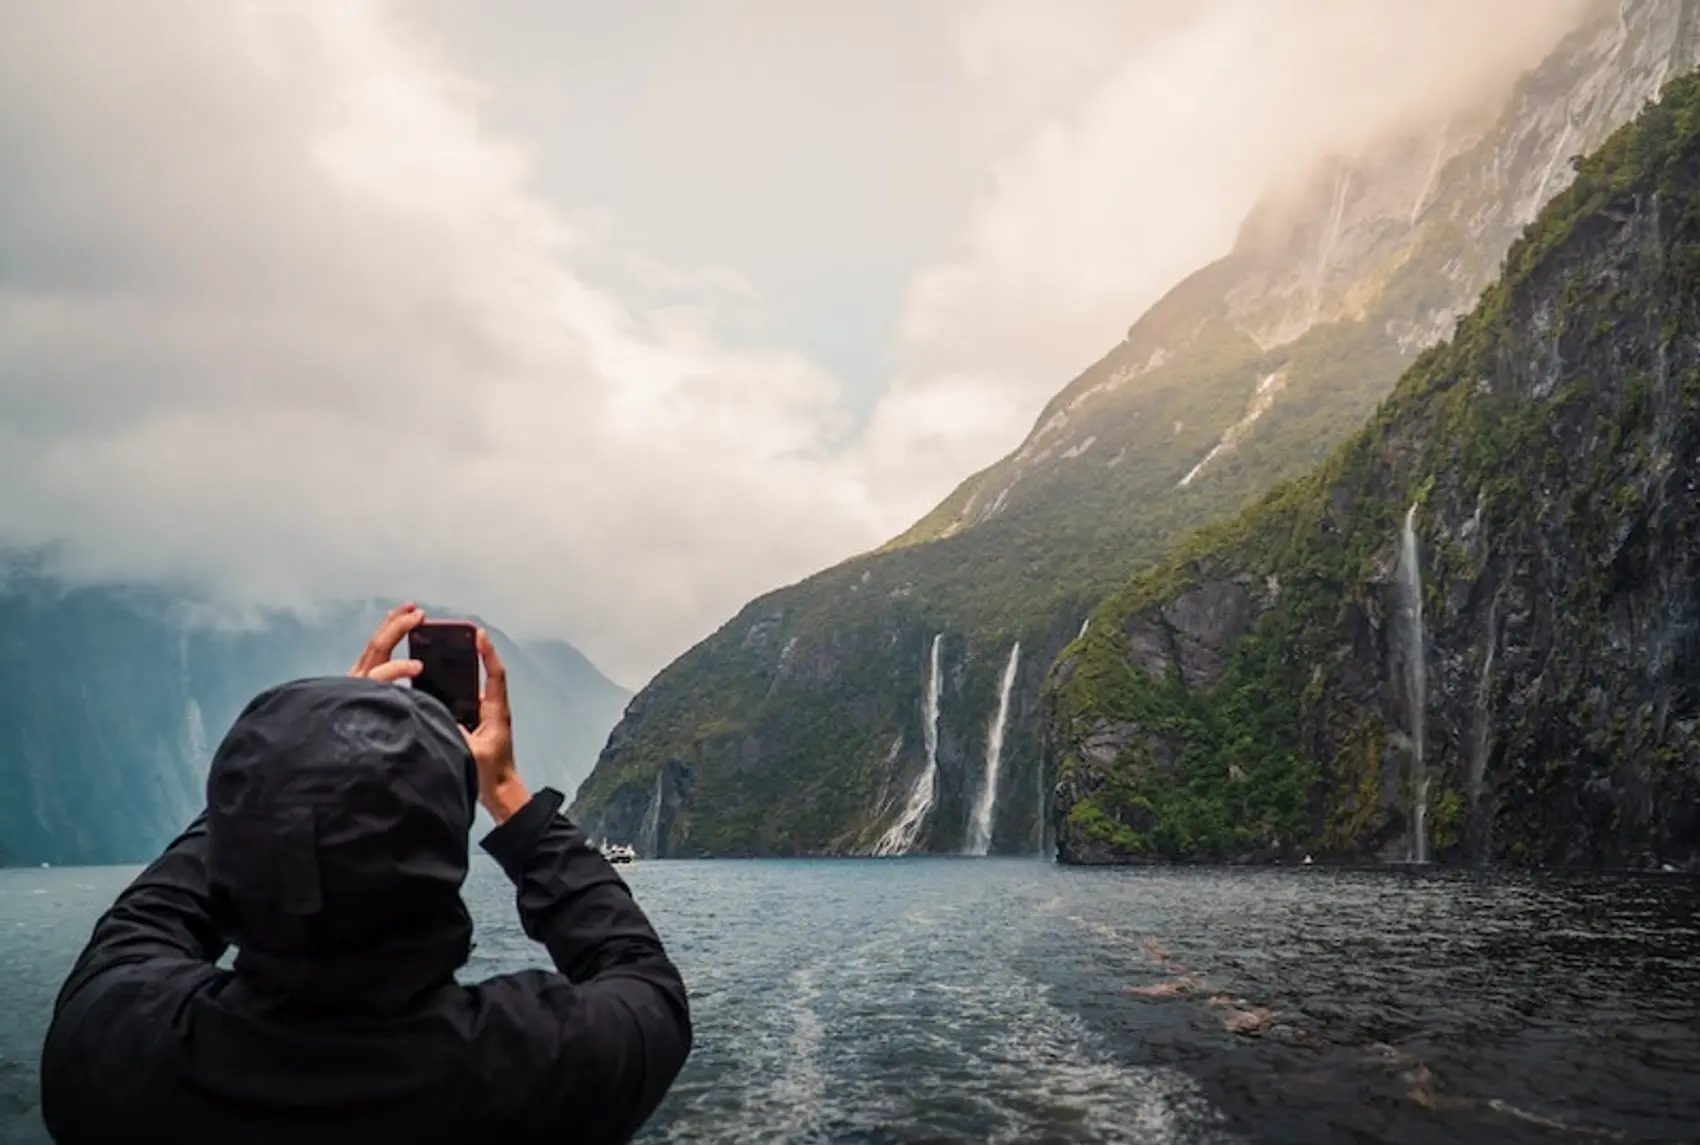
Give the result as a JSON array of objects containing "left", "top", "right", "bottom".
[
  {"left": 0, "top": 569, "right": 630, "bottom": 866},
  {"left": 572, "top": 0, "right": 1700, "bottom": 857},
  {"left": 1048, "top": 67, "right": 1700, "bottom": 869}
]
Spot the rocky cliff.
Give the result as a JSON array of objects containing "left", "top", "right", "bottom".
[
  {"left": 572, "top": 0, "right": 1700, "bottom": 857},
  {"left": 1048, "top": 66, "right": 1700, "bottom": 869},
  {"left": 0, "top": 566, "right": 630, "bottom": 866}
]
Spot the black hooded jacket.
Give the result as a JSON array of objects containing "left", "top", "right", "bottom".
[{"left": 38, "top": 677, "right": 691, "bottom": 1144}]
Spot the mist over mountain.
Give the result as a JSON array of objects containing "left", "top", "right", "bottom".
[
  {"left": 7, "top": 10, "right": 1700, "bottom": 1145},
  {"left": 571, "top": 0, "right": 1700, "bottom": 859},
  {"left": 0, "top": 0, "right": 1584, "bottom": 688},
  {"left": 3, "top": 1, "right": 1694, "bottom": 872},
  {"left": 0, "top": 561, "right": 629, "bottom": 866}
]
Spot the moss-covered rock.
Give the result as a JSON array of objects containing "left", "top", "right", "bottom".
[{"left": 1049, "top": 66, "right": 1700, "bottom": 871}]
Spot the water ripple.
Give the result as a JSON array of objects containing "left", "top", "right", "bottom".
[{"left": 3, "top": 860, "right": 1698, "bottom": 1144}]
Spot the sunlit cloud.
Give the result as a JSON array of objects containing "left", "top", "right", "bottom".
[{"left": 0, "top": 0, "right": 1586, "bottom": 684}]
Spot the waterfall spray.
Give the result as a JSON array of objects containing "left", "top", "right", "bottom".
[
  {"left": 1398, "top": 504, "right": 1429, "bottom": 864},
  {"left": 967, "top": 642, "right": 1021, "bottom": 855},
  {"left": 875, "top": 635, "right": 944, "bottom": 855}
]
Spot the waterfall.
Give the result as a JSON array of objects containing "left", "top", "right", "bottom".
[
  {"left": 1469, "top": 597, "right": 1498, "bottom": 855},
  {"left": 1398, "top": 503, "right": 1429, "bottom": 864},
  {"left": 1035, "top": 758, "right": 1048, "bottom": 860},
  {"left": 967, "top": 642, "right": 1021, "bottom": 855},
  {"left": 1076, "top": 617, "right": 1090, "bottom": 641},
  {"left": 1527, "top": 112, "right": 1575, "bottom": 225},
  {"left": 874, "top": 634, "right": 944, "bottom": 856},
  {"left": 1307, "top": 167, "right": 1351, "bottom": 328},
  {"left": 172, "top": 630, "right": 210, "bottom": 824},
  {"left": 1409, "top": 127, "right": 1448, "bottom": 225},
  {"left": 177, "top": 632, "right": 208, "bottom": 766},
  {"left": 638, "top": 769, "right": 664, "bottom": 857},
  {"left": 1178, "top": 370, "right": 1288, "bottom": 489}
]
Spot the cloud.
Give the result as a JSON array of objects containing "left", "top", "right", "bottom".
[
  {"left": 0, "top": 0, "right": 1588, "bottom": 684},
  {"left": 863, "top": 0, "right": 1589, "bottom": 510},
  {"left": 0, "top": 0, "right": 884, "bottom": 685}
]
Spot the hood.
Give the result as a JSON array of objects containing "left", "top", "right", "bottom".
[{"left": 205, "top": 676, "right": 479, "bottom": 1009}]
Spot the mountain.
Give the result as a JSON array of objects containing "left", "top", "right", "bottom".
[
  {"left": 570, "top": 0, "right": 1700, "bottom": 857},
  {"left": 1048, "top": 64, "right": 1700, "bottom": 870},
  {"left": 0, "top": 565, "right": 630, "bottom": 866}
]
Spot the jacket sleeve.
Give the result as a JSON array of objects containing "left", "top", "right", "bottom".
[
  {"left": 480, "top": 787, "right": 692, "bottom": 1143},
  {"left": 40, "top": 812, "right": 226, "bottom": 1140},
  {"left": 50, "top": 811, "right": 227, "bottom": 1012}
]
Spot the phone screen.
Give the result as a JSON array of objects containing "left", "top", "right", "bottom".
[{"left": 407, "top": 621, "right": 481, "bottom": 729}]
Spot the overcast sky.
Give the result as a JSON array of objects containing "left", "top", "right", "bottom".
[{"left": 0, "top": 0, "right": 1587, "bottom": 686}]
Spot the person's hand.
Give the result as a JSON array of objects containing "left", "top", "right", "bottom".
[
  {"left": 348, "top": 601, "right": 425, "bottom": 682},
  {"left": 464, "top": 627, "right": 531, "bottom": 824}
]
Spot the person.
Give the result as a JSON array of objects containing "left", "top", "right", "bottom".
[{"left": 38, "top": 602, "right": 691, "bottom": 1144}]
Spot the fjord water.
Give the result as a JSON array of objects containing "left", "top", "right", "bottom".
[{"left": 4, "top": 862, "right": 1699, "bottom": 1144}]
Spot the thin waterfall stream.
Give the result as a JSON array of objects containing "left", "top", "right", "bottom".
[
  {"left": 874, "top": 634, "right": 943, "bottom": 856},
  {"left": 1398, "top": 503, "right": 1429, "bottom": 864},
  {"left": 967, "top": 642, "right": 1021, "bottom": 855}
]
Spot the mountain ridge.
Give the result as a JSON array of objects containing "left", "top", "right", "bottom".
[
  {"left": 0, "top": 563, "right": 629, "bottom": 866},
  {"left": 1048, "top": 64, "right": 1700, "bottom": 868},
  {"left": 571, "top": 0, "right": 1700, "bottom": 857}
]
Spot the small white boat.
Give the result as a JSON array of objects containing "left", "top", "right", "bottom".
[{"left": 601, "top": 842, "right": 637, "bottom": 865}]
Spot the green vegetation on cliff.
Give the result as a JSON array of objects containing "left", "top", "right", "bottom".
[
  {"left": 571, "top": 294, "right": 1417, "bottom": 855},
  {"left": 1050, "top": 69, "right": 1700, "bottom": 868},
  {"left": 572, "top": 5, "right": 1699, "bottom": 858}
]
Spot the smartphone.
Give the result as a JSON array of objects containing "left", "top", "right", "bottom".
[{"left": 406, "top": 620, "right": 481, "bottom": 729}]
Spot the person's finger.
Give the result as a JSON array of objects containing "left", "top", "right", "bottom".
[
  {"left": 349, "top": 601, "right": 414, "bottom": 674},
  {"left": 476, "top": 628, "right": 509, "bottom": 718},
  {"left": 366, "top": 658, "right": 422, "bottom": 683},
  {"left": 350, "top": 601, "right": 422, "bottom": 675}
]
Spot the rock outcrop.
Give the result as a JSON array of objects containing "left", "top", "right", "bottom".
[
  {"left": 1048, "top": 66, "right": 1700, "bottom": 870},
  {"left": 573, "top": 1, "right": 1700, "bottom": 857}
]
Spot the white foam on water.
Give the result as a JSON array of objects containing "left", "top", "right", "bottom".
[
  {"left": 655, "top": 885, "right": 1236, "bottom": 1144},
  {"left": 763, "top": 962, "right": 827, "bottom": 1138}
]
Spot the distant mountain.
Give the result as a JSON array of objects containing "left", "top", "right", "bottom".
[
  {"left": 571, "top": 0, "right": 1700, "bottom": 857},
  {"left": 1049, "top": 66, "right": 1700, "bottom": 869},
  {"left": 0, "top": 565, "right": 629, "bottom": 866}
]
